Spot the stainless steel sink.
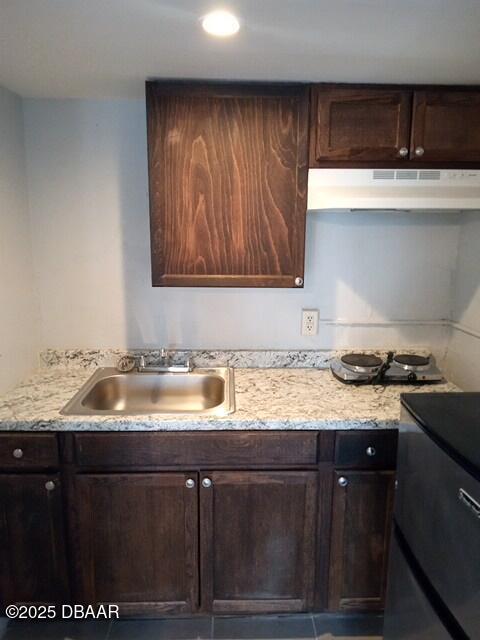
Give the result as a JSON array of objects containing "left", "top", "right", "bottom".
[{"left": 60, "top": 367, "right": 235, "bottom": 416}]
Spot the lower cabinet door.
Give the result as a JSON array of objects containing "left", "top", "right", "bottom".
[
  {"left": 199, "top": 471, "right": 318, "bottom": 614},
  {"left": 0, "top": 474, "right": 69, "bottom": 606},
  {"left": 75, "top": 473, "right": 199, "bottom": 616},
  {"left": 328, "top": 470, "right": 395, "bottom": 611}
]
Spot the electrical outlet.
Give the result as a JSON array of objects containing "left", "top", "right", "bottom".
[{"left": 301, "top": 309, "right": 319, "bottom": 336}]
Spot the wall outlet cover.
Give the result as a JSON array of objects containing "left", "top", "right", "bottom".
[{"left": 302, "top": 309, "right": 319, "bottom": 336}]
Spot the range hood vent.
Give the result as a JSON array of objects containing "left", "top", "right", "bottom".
[
  {"left": 372, "top": 169, "right": 442, "bottom": 181},
  {"left": 307, "top": 169, "right": 480, "bottom": 211}
]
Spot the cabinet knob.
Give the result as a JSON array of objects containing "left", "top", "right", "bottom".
[
  {"left": 398, "top": 147, "right": 408, "bottom": 157},
  {"left": 45, "top": 480, "right": 56, "bottom": 492},
  {"left": 12, "top": 448, "right": 24, "bottom": 459},
  {"left": 202, "top": 478, "right": 212, "bottom": 488},
  {"left": 415, "top": 146, "right": 425, "bottom": 157},
  {"left": 366, "top": 446, "right": 377, "bottom": 457},
  {"left": 338, "top": 476, "right": 348, "bottom": 487},
  {"left": 185, "top": 478, "right": 195, "bottom": 489},
  {"left": 294, "top": 277, "right": 304, "bottom": 287}
]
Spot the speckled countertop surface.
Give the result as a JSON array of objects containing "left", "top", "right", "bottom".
[{"left": 0, "top": 367, "right": 458, "bottom": 432}]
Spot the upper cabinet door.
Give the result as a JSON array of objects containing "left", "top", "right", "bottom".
[
  {"left": 310, "top": 86, "right": 412, "bottom": 165},
  {"left": 411, "top": 90, "right": 480, "bottom": 162},
  {"left": 146, "top": 83, "right": 309, "bottom": 288}
]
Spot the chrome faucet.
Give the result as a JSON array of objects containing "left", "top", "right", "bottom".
[
  {"left": 117, "top": 350, "right": 192, "bottom": 374},
  {"left": 137, "top": 349, "right": 192, "bottom": 373}
]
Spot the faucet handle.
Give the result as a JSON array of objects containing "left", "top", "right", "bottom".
[{"left": 160, "top": 348, "right": 170, "bottom": 361}]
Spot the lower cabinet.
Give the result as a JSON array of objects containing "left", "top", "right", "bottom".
[
  {"left": 0, "top": 474, "right": 69, "bottom": 605},
  {"left": 74, "top": 470, "right": 318, "bottom": 615},
  {"left": 200, "top": 471, "right": 318, "bottom": 614},
  {"left": 75, "top": 473, "right": 199, "bottom": 616},
  {"left": 0, "top": 431, "right": 397, "bottom": 616},
  {"left": 328, "top": 470, "right": 395, "bottom": 611}
]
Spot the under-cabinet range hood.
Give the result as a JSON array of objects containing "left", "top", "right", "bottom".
[{"left": 307, "top": 169, "right": 480, "bottom": 211}]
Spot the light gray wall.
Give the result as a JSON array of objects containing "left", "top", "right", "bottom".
[
  {"left": 0, "top": 86, "right": 40, "bottom": 393},
  {"left": 444, "top": 212, "right": 480, "bottom": 390},
  {"left": 23, "top": 98, "right": 458, "bottom": 353}
]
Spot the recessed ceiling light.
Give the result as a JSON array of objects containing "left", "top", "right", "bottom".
[{"left": 201, "top": 10, "right": 240, "bottom": 37}]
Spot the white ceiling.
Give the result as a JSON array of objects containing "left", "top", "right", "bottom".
[{"left": 1, "top": 0, "right": 480, "bottom": 99}]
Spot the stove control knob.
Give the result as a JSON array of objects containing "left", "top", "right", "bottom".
[
  {"left": 338, "top": 476, "right": 348, "bottom": 488},
  {"left": 366, "top": 446, "right": 377, "bottom": 457}
]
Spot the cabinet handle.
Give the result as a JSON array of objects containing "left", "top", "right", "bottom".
[
  {"left": 338, "top": 476, "right": 348, "bottom": 487},
  {"left": 12, "top": 448, "right": 24, "bottom": 459},
  {"left": 294, "top": 276, "right": 303, "bottom": 287},
  {"left": 398, "top": 147, "right": 408, "bottom": 157},
  {"left": 185, "top": 478, "right": 195, "bottom": 489},
  {"left": 45, "top": 480, "right": 56, "bottom": 492},
  {"left": 202, "top": 478, "right": 212, "bottom": 488},
  {"left": 366, "top": 446, "right": 377, "bottom": 457},
  {"left": 415, "top": 146, "right": 425, "bottom": 157}
]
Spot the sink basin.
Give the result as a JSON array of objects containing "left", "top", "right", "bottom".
[{"left": 60, "top": 367, "right": 235, "bottom": 416}]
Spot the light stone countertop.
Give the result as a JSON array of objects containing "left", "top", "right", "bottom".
[{"left": 0, "top": 367, "right": 458, "bottom": 432}]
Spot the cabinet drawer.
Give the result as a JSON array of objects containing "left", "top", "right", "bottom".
[
  {"left": 74, "top": 432, "right": 319, "bottom": 468},
  {"left": 0, "top": 434, "right": 59, "bottom": 470},
  {"left": 335, "top": 431, "right": 398, "bottom": 469}
]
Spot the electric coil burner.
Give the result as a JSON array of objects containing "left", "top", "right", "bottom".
[{"left": 331, "top": 352, "right": 444, "bottom": 384}]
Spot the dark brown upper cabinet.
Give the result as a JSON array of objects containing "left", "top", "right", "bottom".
[
  {"left": 411, "top": 90, "right": 480, "bottom": 162},
  {"left": 310, "top": 85, "right": 480, "bottom": 168},
  {"left": 146, "top": 82, "right": 309, "bottom": 288},
  {"left": 310, "top": 86, "right": 412, "bottom": 165}
]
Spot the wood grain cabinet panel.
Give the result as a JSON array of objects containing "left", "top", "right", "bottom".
[
  {"left": 0, "top": 434, "right": 59, "bottom": 469},
  {"left": 328, "top": 470, "right": 395, "bottom": 612},
  {"left": 74, "top": 473, "right": 198, "bottom": 616},
  {"left": 411, "top": 90, "right": 480, "bottom": 162},
  {"left": 0, "top": 474, "right": 69, "bottom": 606},
  {"left": 74, "top": 432, "right": 318, "bottom": 468},
  {"left": 146, "top": 82, "right": 309, "bottom": 288},
  {"left": 310, "top": 86, "right": 412, "bottom": 164},
  {"left": 199, "top": 471, "right": 318, "bottom": 614},
  {"left": 335, "top": 430, "right": 398, "bottom": 469}
]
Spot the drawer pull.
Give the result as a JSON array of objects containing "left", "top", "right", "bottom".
[
  {"left": 366, "top": 446, "right": 377, "bottom": 457},
  {"left": 185, "top": 478, "right": 195, "bottom": 489},
  {"left": 202, "top": 478, "right": 213, "bottom": 488},
  {"left": 45, "top": 481, "right": 56, "bottom": 492},
  {"left": 12, "top": 448, "right": 24, "bottom": 459},
  {"left": 459, "top": 488, "right": 480, "bottom": 520},
  {"left": 338, "top": 476, "right": 348, "bottom": 487}
]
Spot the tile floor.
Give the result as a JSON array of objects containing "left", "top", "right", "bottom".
[{"left": 0, "top": 614, "right": 384, "bottom": 640}]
